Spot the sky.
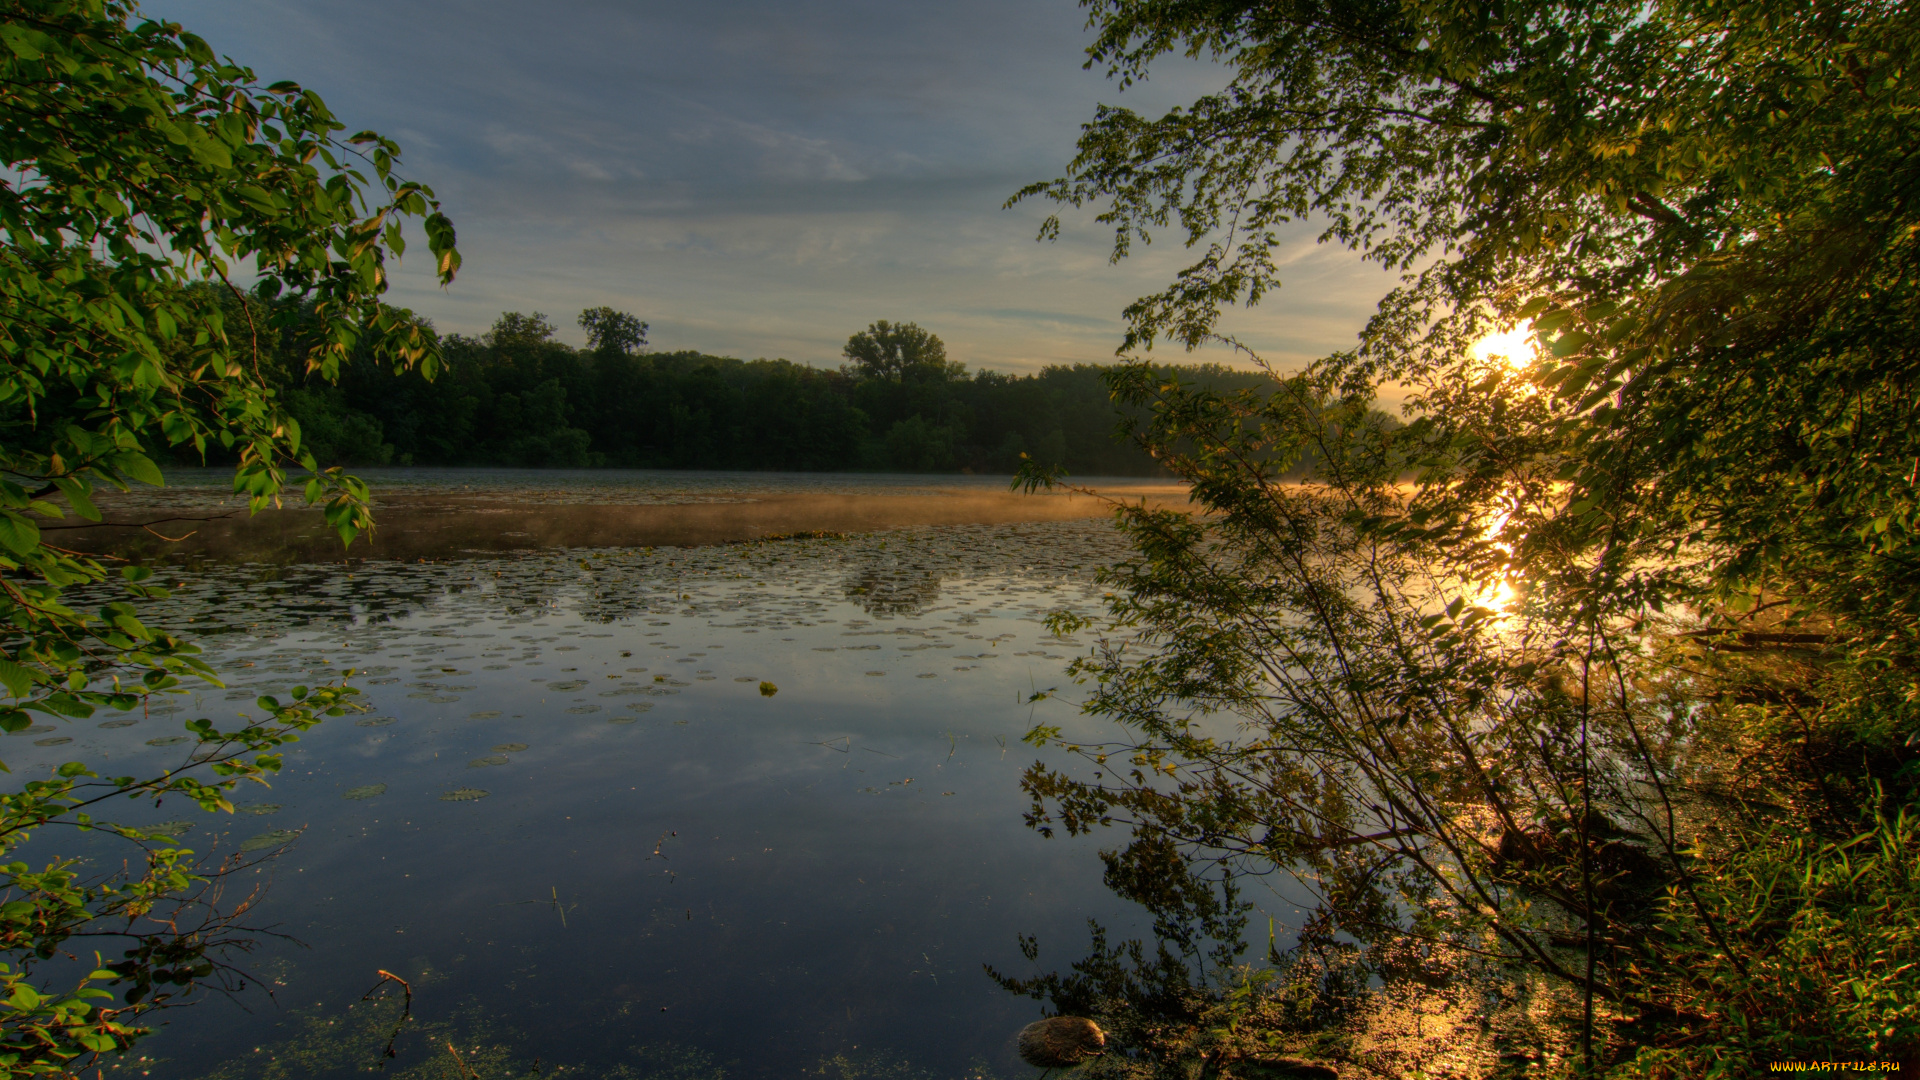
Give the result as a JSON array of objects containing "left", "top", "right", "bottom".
[{"left": 154, "top": 0, "right": 1393, "bottom": 374}]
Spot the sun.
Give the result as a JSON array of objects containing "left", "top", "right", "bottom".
[{"left": 1471, "top": 323, "right": 1538, "bottom": 371}]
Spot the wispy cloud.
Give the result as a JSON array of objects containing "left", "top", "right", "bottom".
[{"left": 152, "top": 0, "right": 1386, "bottom": 374}]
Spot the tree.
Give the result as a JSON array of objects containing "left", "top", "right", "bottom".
[
  {"left": 485, "top": 310, "right": 556, "bottom": 348},
  {"left": 578, "top": 306, "right": 647, "bottom": 357},
  {"left": 841, "top": 320, "right": 963, "bottom": 384},
  {"left": 0, "top": 0, "right": 457, "bottom": 1071},
  {"left": 1008, "top": 0, "right": 1920, "bottom": 1073}
]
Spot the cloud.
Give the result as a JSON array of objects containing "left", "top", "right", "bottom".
[{"left": 153, "top": 0, "right": 1388, "bottom": 375}]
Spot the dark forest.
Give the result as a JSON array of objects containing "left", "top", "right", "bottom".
[{"left": 250, "top": 305, "right": 1273, "bottom": 474}]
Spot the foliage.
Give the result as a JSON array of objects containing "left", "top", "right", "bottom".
[
  {"left": 1004, "top": 0, "right": 1920, "bottom": 1074},
  {"left": 580, "top": 306, "right": 648, "bottom": 357},
  {"left": 0, "top": 0, "right": 456, "bottom": 1071},
  {"left": 253, "top": 305, "right": 1280, "bottom": 474},
  {"left": 840, "top": 320, "right": 962, "bottom": 385},
  {"left": 0, "top": 686, "right": 359, "bottom": 1075}
]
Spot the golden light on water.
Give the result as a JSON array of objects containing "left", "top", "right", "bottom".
[
  {"left": 1471, "top": 323, "right": 1538, "bottom": 370},
  {"left": 1461, "top": 324, "right": 1540, "bottom": 612},
  {"left": 1476, "top": 576, "right": 1518, "bottom": 613},
  {"left": 1475, "top": 503, "right": 1519, "bottom": 614}
]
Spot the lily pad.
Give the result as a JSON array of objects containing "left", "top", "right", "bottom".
[
  {"left": 98, "top": 718, "right": 138, "bottom": 729},
  {"left": 145, "top": 821, "right": 194, "bottom": 838},
  {"left": 469, "top": 710, "right": 502, "bottom": 720},
  {"left": 239, "top": 829, "right": 298, "bottom": 853},
  {"left": 238, "top": 804, "right": 282, "bottom": 815},
  {"left": 8, "top": 725, "right": 54, "bottom": 736},
  {"left": 492, "top": 743, "right": 527, "bottom": 753},
  {"left": 439, "top": 788, "right": 490, "bottom": 802},
  {"left": 343, "top": 784, "right": 387, "bottom": 801},
  {"left": 33, "top": 737, "right": 71, "bottom": 746},
  {"left": 146, "top": 736, "right": 189, "bottom": 746},
  {"left": 565, "top": 705, "right": 601, "bottom": 714},
  {"left": 467, "top": 754, "right": 510, "bottom": 768},
  {"left": 606, "top": 716, "right": 639, "bottom": 725},
  {"left": 354, "top": 716, "right": 397, "bottom": 727},
  {"left": 548, "top": 680, "right": 588, "bottom": 692}
]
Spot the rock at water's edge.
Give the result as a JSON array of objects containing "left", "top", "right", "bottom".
[{"left": 1015, "top": 1016, "right": 1106, "bottom": 1068}]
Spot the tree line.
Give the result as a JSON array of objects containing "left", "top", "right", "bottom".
[{"left": 250, "top": 304, "right": 1273, "bottom": 474}]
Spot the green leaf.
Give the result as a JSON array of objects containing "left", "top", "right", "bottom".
[
  {"left": 0, "top": 24, "right": 43, "bottom": 59},
  {"left": 109, "top": 453, "right": 164, "bottom": 488},
  {"left": 0, "top": 512, "right": 40, "bottom": 555},
  {"left": 1549, "top": 330, "right": 1594, "bottom": 357},
  {"left": 0, "top": 661, "right": 31, "bottom": 699}
]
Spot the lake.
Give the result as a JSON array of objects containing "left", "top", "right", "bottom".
[{"left": 20, "top": 470, "right": 1202, "bottom": 1079}]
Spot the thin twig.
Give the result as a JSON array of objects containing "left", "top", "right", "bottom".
[{"left": 358, "top": 969, "right": 413, "bottom": 1063}]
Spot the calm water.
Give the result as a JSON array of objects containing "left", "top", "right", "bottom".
[{"left": 16, "top": 472, "right": 1197, "bottom": 1079}]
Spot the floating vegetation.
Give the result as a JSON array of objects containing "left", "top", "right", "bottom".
[
  {"left": 915, "top": 673, "right": 938, "bottom": 679},
  {"left": 239, "top": 829, "right": 298, "bottom": 853},
  {"left": 238, "top": 804, "right": 282, "bottom": 815},
  {"left": 759, "top": 681, "right": 778, "bottom": 697},
  {"left": 468, "top": 754, "right": 510, "bottom": 768},
  {"left": 98, "top": 718, "right": 138, "bottom": 729},
  {"left": 865, "top": 671, "right": 886, "bottom": 677},
  {"left": 146, "top": 821, "right": 194, "bottom": 838},
  {"left": 33, "top": 736, "right": 71, "bottom": 746},
  {"left": 8, "top": 725, "right": 53, "bottom": 736},
  {"left": 428, "top": 694, "right": 461, "bottom": 703},
  {"left": 61, "top": 510, "right": 1141, "bottom": 1076},
  {"left": 146, "top": 735, "right": 189, "bottom": 746}
]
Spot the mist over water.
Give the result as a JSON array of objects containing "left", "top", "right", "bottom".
[
  {"left": 22, "top": 472, "right": 1204, "bottom": 1079},
  {"left": 64, "top": 469, "right": 1191, "bottom": 566}
]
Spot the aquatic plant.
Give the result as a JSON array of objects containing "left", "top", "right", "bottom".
[{"left": 238, "top": 830, "right": 299, "bottom": 854}]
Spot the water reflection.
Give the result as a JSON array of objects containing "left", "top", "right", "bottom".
[
  {"left": 26, "top": 513, "right": 1163, "bottom": 1079},
  {"left": 843, "top": 564, "right": 942, "bottom": 616}
]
